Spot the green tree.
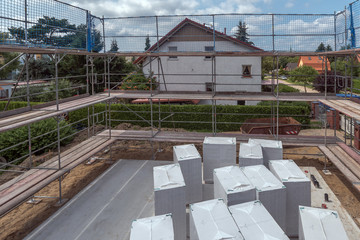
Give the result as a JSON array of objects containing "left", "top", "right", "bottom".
[
  {"left": 120, "top": 71, "right": 157, "bottom": 90},
  {"left": 145, "top": 35, "right": 151, "bottom": 51},
  {"left": 316, "top": 42, "right": 326, "bottom": 52},
  {"left": 326, "top": 44, "right": 333, "bottom": 52},
  {"left": 8, "top": 16, "right": 102, "bottom": 52},
  {"left": 234, "top": 21, "right": 253, "bottom": 45},
  {"left": 289, "top": 66, "right": 318, "bottom": 93},
  {"left": 109, "top": 39, "right": 119, "bottom": 52},
  {"left": 0, "top": 32, "right": 21, "bottom": 79}
]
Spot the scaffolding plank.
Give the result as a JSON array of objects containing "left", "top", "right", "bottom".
[
  {"left": 320, "top": 100, "right": 360, "bottom": 120},
  {"left": 0, "top": 138, "right": 115, "bottom": 216},
  {"left": 318, "top": 146, "right": 360, "bottom": 191},
  {"left": 328, "top": 145, "right": 360, "bottom": 180}
]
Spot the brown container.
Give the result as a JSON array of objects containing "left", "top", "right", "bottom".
[{"left": 240, "top": 117, "right": 301, "bottom": 135}]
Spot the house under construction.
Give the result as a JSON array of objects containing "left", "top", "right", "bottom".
[{"left": 1, "top": 0, "right": 360, "bottom": 239}]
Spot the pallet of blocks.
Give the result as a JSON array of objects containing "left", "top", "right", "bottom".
[
  {"left": 153, "top": 164, "right": 186, "bottom": 240},
  {"left": 130, "top": 214, "right": 174, "bottom": 240},
  {"left": 248, "top": 139, "right": 283, "bottom": 167},
  {"left": 239, "top": 142, "right": 263, "bottom": 167}
]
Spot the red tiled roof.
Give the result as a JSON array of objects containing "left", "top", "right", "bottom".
[
  {"left": 134, "top": 18, "right": 263, "bottom": 64},
  {"left": 131, "top": 98, "right": 200, "bottom": 104},
  {"left": 298, "top": 56, "right": 331, "bottom": 72}
]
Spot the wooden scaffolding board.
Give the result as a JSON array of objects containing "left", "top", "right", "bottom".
[
  {"left": 0, "top": 136, "right": 115, "bottom": 216},
  {"left": 320, "top": 99, "right": 360, "bottom": 121},
  {"left": 0, "top": 95, "right": 113, "bottom": 133}
]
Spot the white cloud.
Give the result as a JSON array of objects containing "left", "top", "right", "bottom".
[
  {"left": 65, "top": 0, "right": 266, "bottom": 17},
  {"left": 285, "top": 1, "right": 294, "bottom": 8}
]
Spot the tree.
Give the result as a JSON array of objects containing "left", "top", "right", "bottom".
[
  {"left": 289, "top": 66, "right": 318, "bottom": 92},
  {"left": 326, "top": 44, "right": 333, "bottom": 52},
  {"left": 316, "top": 42, "right": 326, "bottom": 52},
  {"left": 8, "top": 16, "right": 102, "bottom": 52},
  {"left": 109, "top": 39, "right": 119, "bottom": 52},
  {"left": 313, "top": 71, "right": 350, "bottom": 93},
  {"left": 120, "top": 71, "right": 157, "bottom": 90},
  {"left": 234, "top": 21, "right": 253, "bottom": 45},
  {"left": 145, "top": 35, "right": 151, "bottom": 51},
  {"left": 0, "top": 32, "right": 21, "bottom": 79}
]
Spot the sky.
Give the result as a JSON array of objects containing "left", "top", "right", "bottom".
[{"left": 62, "top": 0, "right": 353, "bottom": 17}]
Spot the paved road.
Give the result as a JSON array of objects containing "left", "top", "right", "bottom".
[{"left": 25, "top": 160, "right": 172, "bottom": 240}]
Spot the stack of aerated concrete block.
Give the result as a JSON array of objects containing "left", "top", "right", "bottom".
[
  {"left": 239, "top": 142, "right": 263, "bottom": 167},
  {"left": 130, "top": 214, "right": 174, "bottom": 240}
]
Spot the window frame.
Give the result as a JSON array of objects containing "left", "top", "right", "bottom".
[
  {"left": 242, "top": 65, "right": 252, "bottom": 78},
  {"left": 168, "top": 46, "right": 178, "bottom": 60}
]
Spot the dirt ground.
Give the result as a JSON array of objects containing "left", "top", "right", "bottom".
[{"left": 1, "top": 125, "right": 360, "bottom": 239}]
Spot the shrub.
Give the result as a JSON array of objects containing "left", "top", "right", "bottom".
[
  {"left": 120, "top": 71, "right": 157, "bottom": 90},
  {"left": 0, "top": 118, "right": 75, "bottom": 164},
  {"left": 289, "top": 66, "right": 318, "bottom": 86},
  {"left": 313, "top": 71, "right": 350, "bottom": 93}
]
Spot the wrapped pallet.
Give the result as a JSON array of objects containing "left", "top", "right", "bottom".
[
  {"left": 248, "top": 139, "right": 283, "bottom": 167},
  {"left": 269, "top": 160, "right": 311, "bottom": 237},
  {"left": 130, "top": 214, "right": 174, "bottom": 240},
  {"left": 213, "top": 165, "right": 256, "bottom": 206},
  {"left": 239, "top": 142, "right": 263, "bottom": 167},
  {"left": 189, "top": 199, "right": 244, "bottom": 240},
  {"left": 228, "top": 200, "right": 289, "bottom": 240},
  {"left": 153, "top": 164, "right": 186, "bottom": 240},
  {"left": 173, "top": 144, "right": 202, "bottom": 204},
  {"left": 298, "top": 206, "right": 349, "bottom": 240},
  {"left": 203, "top": 137, "right": 236, "bottom": 183},
  {"left": 241, "top": 165, "right": 286, "bottom": 231}
]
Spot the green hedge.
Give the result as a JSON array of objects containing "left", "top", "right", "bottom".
[
  {"left": 68, "top": 103, "right": 311, "bottom": 132},
  {"left": 0, "top": 101, "right": 311, "bottom": 132}
]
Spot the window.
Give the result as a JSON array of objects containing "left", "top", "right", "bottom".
[
  {"left": 237, "top": 100, "right": 245, "bottom": 105},
  {"left": 242, "top": 65, "right": 252, "bottom": 77},
  {"left": 168, "top": 46, "right": 177, "bottom": 59},
  {"left": 308, "top": 57, "right": 312, "bottom": 60},
  {"left": 205, "top": 82, "right": 213, "bottom": 92},
  {"left": 204, "top": 46, "right": 214, "bottom": 59}
]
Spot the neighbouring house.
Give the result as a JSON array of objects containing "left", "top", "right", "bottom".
[
  {"left": 298, "top": 56, "right": 331, "bottom": 73},
  {"left": 286, "top": 62, "right": 297, "bottom": 72},
  {"left": 134, "top": 18, "right": 263, "bottom": 105},
  {"left": 0, "top": 80, "right": 14, "bottom": 99}
]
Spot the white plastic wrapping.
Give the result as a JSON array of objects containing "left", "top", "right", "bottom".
[
  {"left": 228, "top": 201, "right": 289, "bottom": 240},
  {"left": 130, "top": 214, "right": 174, "bottom": 240},
  {"left": 154, "top": 164, "right": 186, "bottom": 240},
  {"left": 298, "top": 206, "right": 349, "bottom": 240},
  {"left": 239, "top": 142, "right": 263, "bottom": 167},
  {"left": 189, "top": 199, "right": 244, "bottom": 240},
  {"left": 213, "top": 166, "right": 256, "bottom": 206},
  {"left": 248, "top": 139, "right": 283, "bottom": 167},
  {"left": 173, "top": 144, "right": 202, "bottom": 204},
  {"left": 269, "top": 160, "right": 311, "bottom": 237},
  {"left": 203, "top": 137, "right": 236, "bottom": 183},
  {"left": 241, "top": 165, "right": 286, "bottom": 231}
]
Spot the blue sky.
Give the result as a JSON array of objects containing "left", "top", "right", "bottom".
[{"left": 64, "top": 0, "right": 354, "bottom": 17}]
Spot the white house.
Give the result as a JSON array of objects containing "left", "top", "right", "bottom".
[
  {"left": 0, "top": 80, "right": 14, "bottom": 99},
  {"left": 135, "top": 18, "right": 263, "bottom": 105}
]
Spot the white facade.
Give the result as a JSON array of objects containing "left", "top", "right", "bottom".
[
  {"left": 130, "top": 214, "right": 174, "bottom": 240},
  {"left": 241, "top": 165, "right": 287, "bottom": 231},
  {"left": 173, "top": 144, "right": 203, "bottom": 204},
  {"left": 228, "top": 201, "right": 289, "bottom": 240},
  {"left": 298, "top": 206, "right": 349, "bottom": 240},
  {"left": 153, "top": 164, "right": 186, "bottom": 240},
  {"left": 142, "top": 40, "right": 262, "bottom": 105},
  {"left": 203, "top": 137, "right": 236, "bottom": 183},
  {"left": 189, "top": 199, "right": 244, "bottom": 240},
  {"left": 269, "top": 160, "right": 311, "bottom": 237},
  {"left": 213, "top": 165, "right": 256, "bottom": 206}
]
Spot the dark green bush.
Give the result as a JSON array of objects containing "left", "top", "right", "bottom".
[{"left": 0, "top": 118, "right": 75, "bottom": 163}]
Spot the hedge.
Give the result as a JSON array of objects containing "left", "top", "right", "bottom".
[{"left": 0, "top": 101, "right": 311, "bottom": 133}]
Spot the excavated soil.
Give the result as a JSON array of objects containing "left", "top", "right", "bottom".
[{"left": 1, "top": 126, "right": 360, "bottom": 239}]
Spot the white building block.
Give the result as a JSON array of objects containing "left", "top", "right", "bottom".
[
  {"left": 269, "top": 160, "right": 311, "bottom": 237},
  {"left": 298, "top": 206, "right": 349, "bottom": 240},
  {"left": 248, "top": 139, "right": 283, "bottom": 167},
  {"left": 189, "top": 199, "right": 244, "bottom": 240},
  {"left": 228, "top": 200, "right": 289, "bottom": 240},
  {"left": 154, "top": 164, "right": 186, "bottom": 240},
  {"left": 241, "top": 164, "right": 286, "bottom": 231},
  {"left": 213, "top": 165, "right": 256, "bottom": 206},
  {"left": 130, "top": 214, "right": 174, "bottom": 240},
  {"left": 239, "top": 142, "right": 263, "bottom": 167},
  {"left": 203, "top": 137, "right": 236, "bottom": 183},
  {"left": 173, "top": 144, "right": 202, "bottom": 204}
]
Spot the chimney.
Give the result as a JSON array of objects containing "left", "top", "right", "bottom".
[{"left": 224, "top": 28, "right": 226, "bottom": 34}]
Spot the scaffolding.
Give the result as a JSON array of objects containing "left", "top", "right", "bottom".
[{"left": 1, "top": 0, "right": 360, "bottom": 217}]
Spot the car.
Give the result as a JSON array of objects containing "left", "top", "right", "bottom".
[{"left": 280, "top": 75, "right": 287, "bottom": 80}]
